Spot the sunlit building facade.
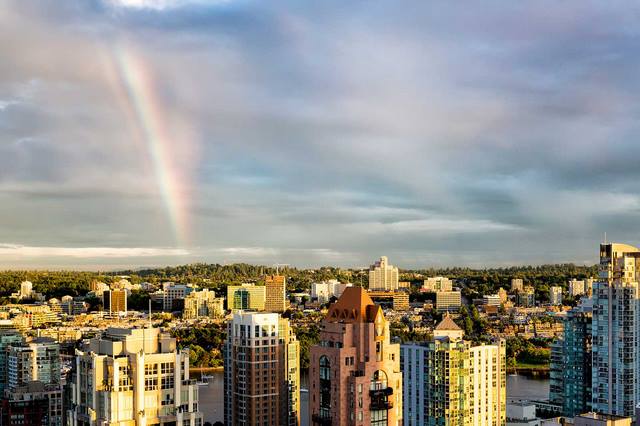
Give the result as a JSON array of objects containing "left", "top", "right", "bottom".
[
  {"left": 224, "top": 312, "right": 300, "bottom": 426},
  {"left": 68, "top": 327, "right": 202, "bottom": 426},
  {"left": 309, "top": 286, "right": 402, "bottom": 426},
  {"left": 401, "top": 316, "right": 506, "bottom": 426},
  {"left": 592, "top": 243, "right": 640, "bottom": 417}
]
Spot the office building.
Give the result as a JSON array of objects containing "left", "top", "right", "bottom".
[
  {"left": 517, "top": 286, "right": 535, "bottom": 307},
  {"left": 5, "top": 338, "right": 63, "bottom": 426},
  {"left": 422, "top": 277, "right": 453, "bottom": 292},
  {"left": 592, "top": 243, "right": 640, "bottom": 417},
  {"left": 265, "top": 275, "right": 287, "bottom": 313},
  {"left": 68, "top": 327, "right": 202, "bottom": 426},
  {"left": 369, "top": 256, "right": 400, "bottom": 291},
  {"left": 435, "top": 290, "right": 462, "bottom": 312},
  {"left": 549, "top": 301, "right": 592, "bottom": 417},
  {"left": 224, "top": 312, "right": 300, "bottom": 426},
  {"left": 226, "top": 283, "right": 267, "bottom": 311},
  {"left": 511, "top": 279, "right": 524, "bottom": 293},
  {"left": 311, "top": 280, "right": 352, "bottom": 304},
  {"left": 309, "top": 287, "right": 402, "bottom": 426},
  {"left": 183, "top": 289, "right": 224, "bottom": 319},
  {"left": 162, "top": 283, "right": 196, "bottom": 311},
  {"left": 103, "top": 289, "right": 127, "bottom": 314},
  {"left": 401, "top": 316, "right": 506, "bottom": 426},
  {"left": 549, "top": 286, "right": 563, "bottom": 305}
]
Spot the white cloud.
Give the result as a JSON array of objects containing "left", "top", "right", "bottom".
[
  {"left": 106, "top": 0, "right": 228, "bottom": 10},
  {"left": 0, "top": 244, "right": 189, "bottom": 258}
]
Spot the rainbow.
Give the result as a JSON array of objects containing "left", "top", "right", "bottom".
[{"left": 104, "top": 44, "right": 190, "bottom": 246}]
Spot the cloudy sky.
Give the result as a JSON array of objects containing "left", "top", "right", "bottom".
[{"left": 1, "top": 1, "right": 639, "bottom": 269}]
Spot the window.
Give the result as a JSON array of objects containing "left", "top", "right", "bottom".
[{"left": 319, "top": 356, "right": 331, "bottom": 419}]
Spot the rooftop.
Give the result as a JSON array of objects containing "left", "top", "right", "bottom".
[
  {"left": 326, "top": 286, "right": 382, "bottom": 323},
  {"left": 435, "top": 314, "right": 462, "bottom": 331}
]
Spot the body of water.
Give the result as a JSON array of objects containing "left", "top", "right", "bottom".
[{"left": 198, "top": 371, "right": 549, "bottom": 423}]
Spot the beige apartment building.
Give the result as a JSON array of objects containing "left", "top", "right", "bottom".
[
  {"left": 422, "top": 276, "right": 453, "bottom": 292},
  {"left": 183, "top": 289, "right": 224, "bottom": 319},
  {"left": 68, "top": 327, "right": 202, "bottom": 426}
]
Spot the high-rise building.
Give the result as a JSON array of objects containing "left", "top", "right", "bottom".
[
  {"left": 309, "top": 287, "right": 402, "bottom": 426},
  {"left": 183, "top": 289, "right": 224, "bottom": 319},
  {"left": 592, "top": 243, "right": 640, "bottom": 417},
  {"left": 401, "top": 316, "right": 506, "bottom": 426},
  {"left": 435, "top": 290, "right": 462, "bottom": 312},
  {"left": 68, "top": 327, "right": 203, "bottom": 426},
  {"left": 265, "top": 275, "right": 287, "bottom": 313},
  {"left": 549, "top": 286, "right": 563, "bottom": 305},
  {"left": 369, "top": 256, "right": 399, "bottom": 291},
  {"left": 422, "top": 277, "right": 453, "bottom": 292},
  {"left": 0, "top": 329, "right": 23, "bottom": 393},
  {"left": 103, "top": 289, "right": 127, "bottom": 314},
  {"left": 226, "top": 283, "right": 267, "bottom": 311},
  {"left": 511, "top": 279, "right": 524, "bottom": 293},
  {"left": 549, "top": 301, "right": 592, "bottom": 417},
  {"left": 5, "top": 338, "right": 63, "bottom": 426},
  {"left": 224, "top": 312, "right": 300, "bottom": 426}
]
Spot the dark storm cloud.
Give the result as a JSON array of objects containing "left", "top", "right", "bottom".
[{"left": 0, "top": 0, "right": 639, "bottom": 268}]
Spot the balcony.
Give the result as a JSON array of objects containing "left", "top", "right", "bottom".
[
  {"left": 370, "top": 387, "right": 394, "bottom": 410},
  {"left": 312, "top": 414, "right": 332, "bottom": 425},
  {"left": 370, "top": 387, "right": 393, "bottom": 397}
]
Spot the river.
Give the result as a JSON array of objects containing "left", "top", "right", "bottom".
[{"left": 198, "top": 371, "right": 549, "bottom": 424}]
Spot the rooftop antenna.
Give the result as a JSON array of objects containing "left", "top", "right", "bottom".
[
  {"left": 273, "top": 264, "right": 289, "bottom": 275},
  {"left": 604, "top": 232, "right": 607, "bottom": 244},
  {"left": 148, "top": 299, "right": 152, "bottom": 328}
]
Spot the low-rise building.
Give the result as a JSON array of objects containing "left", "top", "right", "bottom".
[
  {"left": 311, "top": 280, "right": 352, "bottom": 303},
  {"left": 422, "top": 276, "right": 453, "bottom": 292},
  {"left": 183, "top": 289, "right": 224, "bottom": 319}
]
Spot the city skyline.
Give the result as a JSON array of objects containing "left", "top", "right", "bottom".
[{"left": 2, "top": 1, "right": 640, "bottom": 269}]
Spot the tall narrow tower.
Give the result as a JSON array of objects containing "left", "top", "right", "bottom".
[
  {"left": 592, "top": 243, "right": 640, "bottom": 416},
  {"left": 309, "top": 286, "right": 402, "bottom": 425},
  {"left": 224, "top": 312, "right": 300, "bottom": 426}
]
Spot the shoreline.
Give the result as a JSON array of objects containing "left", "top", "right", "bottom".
[{"left": 508, "top": 365, "right": 550, "bottom": 378}]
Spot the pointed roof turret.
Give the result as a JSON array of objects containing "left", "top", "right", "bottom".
[
  {"left": 326, "top": 286, "right": 381, "bottom": 323},
  {"left": 434, "top": 313, "right": 464, "bottom": 340}
]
